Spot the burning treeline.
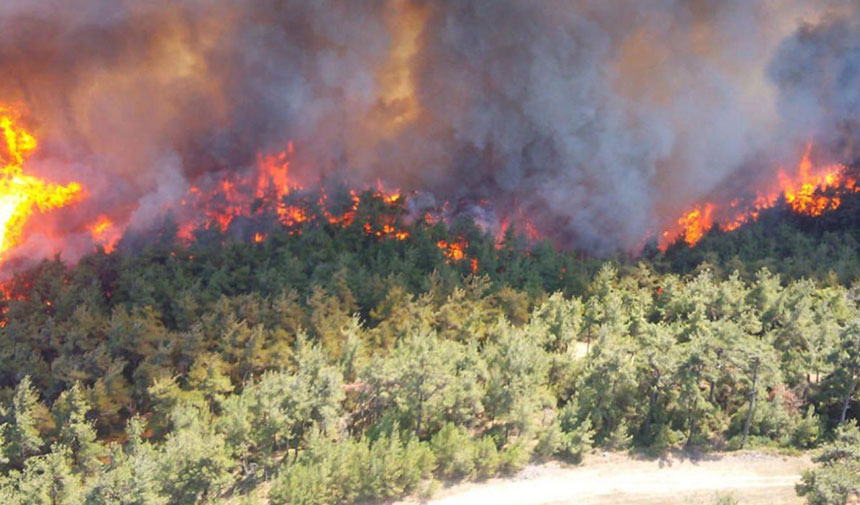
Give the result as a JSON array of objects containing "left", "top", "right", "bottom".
[
  {"left": 0, "top": 102, "right": 485, "bottom": 273},
  {"left": 0, "top": 1, "right": 859, "bottom": 268},
  {"left": 660, "top": 144, "right": 859, "bottom": 250}
]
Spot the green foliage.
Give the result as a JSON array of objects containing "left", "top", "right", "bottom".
[
  {"left": 3, "top": 377, "right": 45, "bottom": 470},
  {"left": 430, "top": 423, "right": 475, "bottom": 480},
  {"left": 82, "top": 417, "right": 166, "bottom": 505},
  {"left": 157, "top": 403, "right": 235, "bottom": 504},
  {"left": 0, "top": 201, "right": 858, "bottom": 503},
  {"left": 793, "top": 407, "right": 823, "bottom": 450},
  {"left": 269, "top": 431, "right": 434, "bottom": 505},
  {"left": 796, "top": 421, "right": 860, "bottom": 505},
  {"left": 52, "top": 383, "right": 103, "bottom": 474}
]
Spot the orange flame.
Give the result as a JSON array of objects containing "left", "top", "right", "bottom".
[
  {"left": 0, "top": 105, "right": 84, "bottom": 260},
  {"left": 173, "top": 147, "right": 414, "bottom": 245},
  {"left": 661, "top": 144, "right": 856, "bottom": 250},
  {"left": 88, "top": 215, "right": 122, "bottom": 253},
  {"left": 437, "top": 237, "right": 478, "bottom": 272}
]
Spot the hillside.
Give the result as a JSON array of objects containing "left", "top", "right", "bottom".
[
  {"left": 657, "top": 165, "right": 860, "bottom": 283},
  {"left": 0, "top": 205, "right": 857, "bottom": 504}
]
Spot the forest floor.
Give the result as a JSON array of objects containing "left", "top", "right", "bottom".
[{"left": 396, "top": 450, "right": 813, "bottom": 505}]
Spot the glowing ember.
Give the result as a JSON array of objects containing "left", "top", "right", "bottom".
[
  {"left": 779, "top": 144, "right": 852, "bottom": 216},
  {"left": 437, "top": 239, "right": 466, "bottom": 261},
  {"left": 437, "top": 237, "right": 478, "bottom": 272},
  {"left": 279, "top": 205, "right": 309, "bottom": 228},
  {"left": 322, "top": 190, "right": 361, "bottom": 227},
  {"left": 0, "top": 105, "right": 84, "bottom": 260},
  {"left": 494, "top": 214, "right": 543, "bottom": 249},
  {"left": 171, "top": 146, "right": 414, "bottom": 245},
  {"left": 675, "top": 203, "right": 715, "bottom": 248},
  {"left": 175, "top": 147, "right": 304, "bottom": 241},
  {"left": 88, "top": 215, "right": 122, "bottom": 253},
  {"left": 661, "top": 144, "right": 856, "bottom": 250}
]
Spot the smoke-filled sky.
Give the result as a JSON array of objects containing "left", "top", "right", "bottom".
[{"left": 1, "top": 0, "right": 859, "bottom": 255}]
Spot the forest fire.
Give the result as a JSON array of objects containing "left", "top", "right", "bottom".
[
  {"left": 0, "top": 96, "right": 854, "bottom": 268},
  {"left": 170, "top": 147, "right": 417, "bottom": 246},
  {"left": 495, "top": 215, "right": 542, "bottom": 249},
  {"left": 0, "top": 106, "right": 84, "bottom": 259},
  {"left": 437, "top": 238, "right": 478, "bottom": 273},
  {"left": 88, "top": 215, "right": 122, "bottom": 253},
  {"left": 660, "top": 145, "right": 856, "bottom": 250}
]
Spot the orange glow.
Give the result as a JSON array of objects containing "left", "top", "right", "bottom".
[
  {"left": 176, "top": 146, "right": 305, "bottom": 241},
  {"left": 496, "top": 218, "right": 510, "bottom": 249},
  {"left": 322, "top": 190, "right": 361, "bottom": 227},
  {"left": 779, "top": 144, "right": 851, "bottom": 216},
  {"left": 661, "top": 144, "right": 856, "bottom": 250},
  {"left": 0, "top": 105, "right": 84, "bottom": 260},
  {"left": 174, "top": 147, "right": 413, "bottom": 246},
  {"left": 437, "top": 238, "right": 477, "bottom": 272},
  {"left": 256, "top": 151, "right": 293, "bottom": 200},
  {"left": 375, "top": 179, "right": 402, "bottom": 205},
  {"left": 279, "top": 205, "right": 309, "bottom": 228},
  {"left": 437, "top": 239, "right": 466, "bottom": 261},
  {"left": 494, "top": 213, "right": 543, "bottom": 249},
  {"left": 669, "top": 203, "right": 715, "bottom": 248},
  {"left": 88, "top": 215, "right": 122, "bottom": 253},
  {"left": 253, "top": 232, "right": 265, "bottom": 243}
]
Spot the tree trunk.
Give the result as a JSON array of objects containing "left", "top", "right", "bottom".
[
  {"left": 741, "top": 359, "right": 759, "bottom": 449},
  {"left": 416, "top": 391, "right": 424, "bottom": 439},
  {"left": 839, "top": 370, "right": 858, "bottom": 425},
  {"left": 642, "top": 386, "right": 657, "bottom": 441},
  {"left": 685, "top": 410, "right": 696, "bottom": 449}
]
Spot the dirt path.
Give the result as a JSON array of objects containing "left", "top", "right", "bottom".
[{"left": 398, "top": 451, "right": 812, "bottom": 505}]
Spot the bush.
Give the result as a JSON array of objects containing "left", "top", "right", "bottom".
[
  {"left": 534, "top": 420, "right": 564, "bottom": 460},
  {"left": 556, "top": 405, "right": 594, "bottom": 463},
  {"left": 498, "top": 439, "right": 529, "bottom": 475},
  {"left": 796, "top": 422, "right": 860, "bottom": 505},
  {"left": 727, "top": 398, "right": 793, "bottom": 448},
  {"left": 711, "top": 493, "right": 739, "bottom": 505},
  {"left": 605, "top": 419, "right": 632, "bottom": 451},
  {"left": 431, "top": 423, "right": 475, "bottom": 480},
  {"left": 473, "top": 436, "right": 501, "bottom": 479},
  {"left": 647, "top": 423, "right": 683, "bottom": 452},
  {"left": 269, "top": 432, "right": 434, "bottom": 505},
  {"left": 791, "top": 406, "right": 821, "bottom": 449}
]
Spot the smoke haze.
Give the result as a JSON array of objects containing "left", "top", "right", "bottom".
[{"left": 1, "top": 0, "right": 859, "bottom": 256}]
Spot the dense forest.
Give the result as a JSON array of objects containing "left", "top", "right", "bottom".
[{"left": 0, "top": 190, "right": 858, "bottom": 504}]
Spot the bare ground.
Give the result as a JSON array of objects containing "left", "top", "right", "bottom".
[{"left": 397, "top": 451, "right": 813, "bottom": 505}]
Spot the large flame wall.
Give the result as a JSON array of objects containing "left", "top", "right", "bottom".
[{"left": 0, "top": 1, "right": 859, "bottom": 265}]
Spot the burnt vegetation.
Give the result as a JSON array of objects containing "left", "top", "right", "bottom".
[{"left": 0, "top": 190, "right": 859, "bottom": 504}]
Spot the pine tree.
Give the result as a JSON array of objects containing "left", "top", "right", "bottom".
[
  {"left": 4, "top": 376, "right": 45, "bottom": 469},
  {"left": 52, "top": 383, "right": 104, "bottom": 474}
]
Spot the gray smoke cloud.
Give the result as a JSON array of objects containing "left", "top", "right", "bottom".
[
  {"left": 769, "top": 6, "right": 860, "bottom": 163},
  {"left": 0, "top": 0, "right": 858, "bottom": 259}
]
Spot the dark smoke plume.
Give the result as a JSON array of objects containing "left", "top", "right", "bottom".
[{"left": 0, "top": 0, "right": 858, "bottom": 257}]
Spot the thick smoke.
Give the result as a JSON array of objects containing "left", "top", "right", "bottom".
[
  {"left": 0, "top": 0, "right": 858, "bottom": 257},
  {"left": 769, "top": 6, "right": 860, "bottom": 164}
]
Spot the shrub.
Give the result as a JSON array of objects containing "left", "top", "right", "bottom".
[
  {"left": 473, "top": 436, "right": 501, "bottom": 479},
  {"left": 430, "top": 423, "right": 475, "bottom": 480},
  {"left": 270, "top": 432, "right": 433, "bottom": 505},
  {"left": 791, "top": 406, "right": 821, "bottom": 449}
]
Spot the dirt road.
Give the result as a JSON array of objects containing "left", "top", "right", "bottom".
[{"left": 399, "top": 451, "right": 812, "bottom": 505}]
